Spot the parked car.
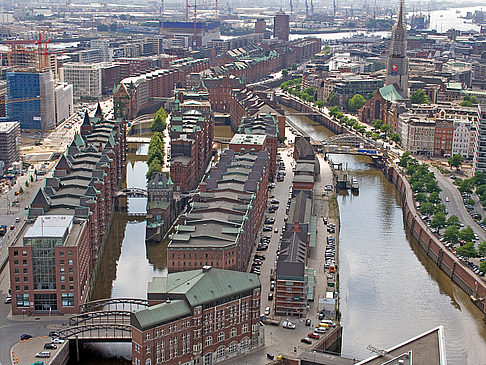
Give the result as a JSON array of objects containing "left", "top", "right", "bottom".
[
  {"left": 301, "top": 338, "right": 312, "bottom": 344},
  {"left": 268, "top": 293, "right": 274, "bottom": 300},
  {"left": 4, "top": 297, "right": 11, "bottom": 304},
  {"left": 21, "top": 334, "right": 33, "bottom": 340},
  {"left": 314, "top": 327, "right": 326, "bottom": 333},
  {"left": 305, "top": 319, "right": 312, "bottom": 326},
  {"left": 282, "top": 321, "right": 296, "bottom": 329},
  {"left": 264, "top": 306, "right": 270, "bottom": 315},
  {"left": 44, "top": 343, "right": 57, "bottom": 350},
  {"left": 51, "top": 338, "right": 65, "bottom": 344},
  {"left": 35, "top": 352, "right": 51, "bottom": 358},
  {"left": 48, "top": 331, "right": 60, "bottom": 337},
  {"left": 308, "top": 332, "right": 320, "bottom": 339}
]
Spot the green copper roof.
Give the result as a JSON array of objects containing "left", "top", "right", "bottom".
[
  {"left": 378, "top": 84, "right": 405, "bottom": 102},
  {"left": 149, "top": 267, "right": 259, "bottom": 305},
  {"left": 131, "top": 299, "right": 191, "bottom": 330}
]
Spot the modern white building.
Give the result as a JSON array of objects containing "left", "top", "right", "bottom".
[
  {"left": 60, "top": 63, "right": 105, "bottom": 99},
  {"left": 474, "top": 106, "right": 486, "bottom": 173},
  {"left": 452, "top": 120, "right": 476, "bottom": 158},
  {"left": 398, "top": 115, "right": 435, "bottom": 155},
  {"left": 54, "top": 83, "right": 73, "bottom": 126}
]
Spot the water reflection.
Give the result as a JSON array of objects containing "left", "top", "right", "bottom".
[{"left": 331, "top": 154, "right": 486, "bottom": 365}]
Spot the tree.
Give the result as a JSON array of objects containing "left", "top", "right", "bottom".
[
  {"left": 428, "top": 192, "right": 441, "bottom": 204},
  {"left": 290, "top": 63, "right": 298, "bottom": 70},
  {"left": 391, "top": 133, "right": 400, "bottom": 143},
  {"left": 446, "top": 215, "right": 461, "bottom": 227},
  {"left": 419, "top": 202, "right": 435, "bottom": 216},
  {"left": 443, "top": 226, "right": 460, "bottom": 244},
  {"left": 373, "top": 119, "right": 383, "bottom": 129},
  {"left": 460, "top": 100, "right": 474, "bottom": 107},
  {"left": 410, "top": 89, "right": 431, "bottom": 104},
  {"left": 315, "top": 100, "right": 325, "bottom": 110},
  {"left": 478, "top": 242, "right": 486, "bottom": 257},
  {"left": 329, "top": 106, "right": 340, "bottom": 117},
  {"left": 146, "top": 157, "right": 163, "bottom": 180},
  {"left": 282, "top": 69, "right": 288, "bottom": 77},
  {"left": 459, "top": 226, "right": 475, "bottom": 242},
  {"left": 326, "top": 92, "right": 339, "bottom": 107},
  {"left": 398, "top": 152, "right": 412, "bottom": 168},
  {"left": 430, "top": 213, "right": 447, "bottom": 230},
  {"left": 456, "top": 242, "right": 477, "bottom": 258},
  {"left": 480, "top": 261, "right": 486, "bottom": 273},
  {"left": 151, "top": 107, "right": 168, "bottom": 132},
  {"left": 109, "top": 22, "right": 118, "bottom": 32},
  {"left": 464, "top": 95, "right": 478, "bottom": 105},
  {"left": 347, "top": 94, "right": 366, "bottom": 112},
  {"left": 448, "top": 154, "right": 464, "bottom": 170},
  {"left": 380, "top": 124, "right": 391, "bottom": 134}
]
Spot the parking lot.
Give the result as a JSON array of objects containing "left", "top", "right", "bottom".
[{"left": 243, "top": 135, "right": 338, "bottom": 362}]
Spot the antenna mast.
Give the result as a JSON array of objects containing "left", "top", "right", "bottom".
[{"left": 160, "top": 0, "right": 164, "bottom": 34}]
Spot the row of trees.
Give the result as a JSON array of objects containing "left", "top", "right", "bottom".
[
  {"left": 146, "top": 107, "right": 168, "bottom": 180},
  {"left": 151, "top": 107, "right": 168, "bottom": 132},
  {"left": 401, "top": 152, "right": 486, "bottom": 272},
  {"left": 454, "top": 172, "right": 486, "bottom": 210},
  {"left": 146, "top": 132, "right": 165, "bottom": 180}
]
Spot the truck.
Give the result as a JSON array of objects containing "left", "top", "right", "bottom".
[{"left": 0, "top": 225, "right": 7, "bottom": 236}]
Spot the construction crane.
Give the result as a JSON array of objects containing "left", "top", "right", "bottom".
[{"left": 5, "top": 96, "right": 40, "bottom": 104}]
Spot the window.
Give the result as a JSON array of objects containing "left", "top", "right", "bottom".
[
  {"left": 68, "top": 250, "right": 72, "bottom": 256},
  {"left": 68, "top": 259, "right": 73, "bottom": 265},
  {"left": 146, "top": 345, "right": 151, "bottom": 354},
  {"left": 16, "top": 294, "right": 29, "bottom": 307},
  {"left": 146, "top": 333, "right": 150, "bottom": 341},
  {"left": 60, "top": 276, "right": 65, "bottom": 282},
  {"left": 217, "top": 332, "right": 224, "bottom": 342},
  {"left": 61, "top": 293, "right": 74, "bottom": 306},
  {"left": 60, "top": 267, "right": 65, "bottom": 273},
  {"left": 229, "top": 342, "right": 237, "bottom": 355},
  {"left": 242, "top": 324, "right": 248, "bottom": 333},
  {"left": 145, "top": 359, "right": 151, "bottom": 365},
  {"left": 230, "top": 328, "right": 237, "bottom": 338},
  {"left": 216, "top": 346, "right": 225, "bottom": 359},
  {"left": 205, "top": 336, "right": 213, "bottom": 346}
]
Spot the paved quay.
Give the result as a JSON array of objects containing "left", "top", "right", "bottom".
[{"left": 243, "top": 127, "right": 338, "bottom": 363}]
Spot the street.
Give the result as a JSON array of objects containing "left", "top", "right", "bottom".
[
  {"left": 243, "top": 128, "right": 336, "bottom": 363},
  {"left": 432, "top": 166, "right": 486, "bottom": 244}
]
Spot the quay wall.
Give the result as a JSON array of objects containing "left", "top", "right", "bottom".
[{"left": 385, "top": 164, "right": 486, "bottom": 320}]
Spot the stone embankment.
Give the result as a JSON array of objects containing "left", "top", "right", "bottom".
[{"left": 385, "top": 164, "right": 486, "bottom": 321}]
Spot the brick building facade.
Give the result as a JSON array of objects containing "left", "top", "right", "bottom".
[
  {"left": 9, "top": 108, "right": 126, "bottom": 315},
  {"left": 168, "top": 149, "right": 270, "bottom": 273},
  {"left": 131, "top": 267, "right": 263, "bottom": 365}
]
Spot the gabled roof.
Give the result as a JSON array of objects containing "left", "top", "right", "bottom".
[
  {"left": 82, "top": 110, "right": 91, "bottom": 127},
  {"left": 31, "top": 188, "right": 51, "bottom": 207},
  {"left": 95, "top": 102, "right": 103, "bottom": 118}
]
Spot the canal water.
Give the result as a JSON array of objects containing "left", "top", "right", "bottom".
[
  {"left": 74, "top": 112, "right": 486, "bottom": 363},
  {"left": 285, "top": 112, "right": 486, "bottom": 364}
]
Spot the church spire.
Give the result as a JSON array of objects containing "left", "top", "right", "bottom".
[{"left": 385, "top": 0, "right": 409, "bottom": 96}]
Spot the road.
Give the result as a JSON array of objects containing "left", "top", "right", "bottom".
[
  {"left": 243, "top": 128, "right": 336, "bottom": 363},
  {"left": 432, "top": 167, "right": 486, "bottom": 243}
]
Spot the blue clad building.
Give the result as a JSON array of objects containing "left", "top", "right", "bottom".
[{"left": 6, "top": 70, "right": 55, "bottom": 130}]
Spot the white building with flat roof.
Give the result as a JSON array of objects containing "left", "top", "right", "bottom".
[{"left": 60, "top": 63, "right": 106, "bottom": 99}]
